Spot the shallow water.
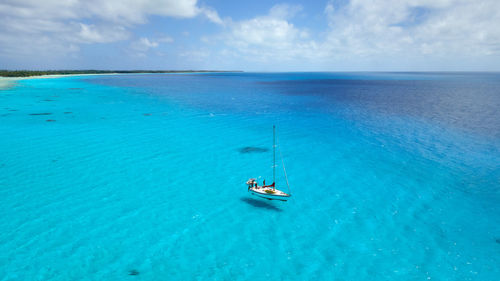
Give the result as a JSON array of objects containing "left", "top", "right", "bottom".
[{"left": 1, "top": 72, "right": 499, "bottom": 280}]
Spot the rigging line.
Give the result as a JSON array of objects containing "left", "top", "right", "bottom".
[
  {"left": 276, "top": 134, "right": 292, "bottom": 195},
  {"left": 273, "top": 125, "right": 277, "bottom": 186}
]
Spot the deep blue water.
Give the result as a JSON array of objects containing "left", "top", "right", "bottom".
[{"left": 0, "top": 72, "right": 499, "bottom": 280}]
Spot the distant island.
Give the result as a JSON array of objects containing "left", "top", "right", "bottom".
[{"left": 0, "top": 70, "right": 241, "bottom": 78}]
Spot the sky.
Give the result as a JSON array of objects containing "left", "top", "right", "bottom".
[{"left": 0, "top": 0, "right": 500, "bottom": 71}]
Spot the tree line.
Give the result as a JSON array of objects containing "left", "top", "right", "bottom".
[{"left": 0, "top": 70, "right": 238, "bottom": 77}]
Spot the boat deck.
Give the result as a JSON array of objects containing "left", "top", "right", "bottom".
[{"left": 249, "top": 186, "right": 290, "bottom": 198}]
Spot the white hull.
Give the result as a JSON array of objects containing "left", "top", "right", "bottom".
[{"left": 248, "top": 187, "right": 291, "bottom": 201}]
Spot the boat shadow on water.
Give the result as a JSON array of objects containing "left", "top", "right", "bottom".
[
  {"left": 238, "top": 146, "right": 269, "bottom": 154},
  {"left": 240, "top": 197, "right": 283, "bottom": 212}
]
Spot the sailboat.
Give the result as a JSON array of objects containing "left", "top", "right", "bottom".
[{"left": 247, "top": 126, "right": 291, "bottom": 201}]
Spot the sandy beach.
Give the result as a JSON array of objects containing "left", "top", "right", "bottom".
[
  {"left": 0, "top": 75, "right": 64, "bottom": 90},
  {"left": 0, "top": 73, "right": 120, "bottom": 90},
  {"left": 0, "top": 77, "right": 19, "bottom": 90}
]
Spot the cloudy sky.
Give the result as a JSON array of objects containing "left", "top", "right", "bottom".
[{"left": 1, "top": 0, "right": 499, "bottom": 71}]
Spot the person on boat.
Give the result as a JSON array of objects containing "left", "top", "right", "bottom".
[
  {"left": 247, "top": 179, "right": 256, "bottom": 190},
  {"left": 263, "top": 179, "right": 266, "bottom": 186}
]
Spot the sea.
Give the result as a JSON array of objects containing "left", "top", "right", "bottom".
[{"left": 0, "top": 72, "right": 499, "bottom": 280}]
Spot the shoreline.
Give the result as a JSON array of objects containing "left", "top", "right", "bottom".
[
  {"left": 0, "top": 73, "right": 145, "bottom": 90},
  {"left": 0, "top": 77, "right": 19, "bottom": 90},
  {"left": 0, "top": 70, "right": 241, "bottom": 78},
  {"left": 0, "top": 74, "right": 106, "bottom": 90},
  {"left": 0, "top": 71, "right": 242, "bottom": 90}
]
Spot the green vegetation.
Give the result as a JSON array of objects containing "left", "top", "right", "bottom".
[{"left": 0, "top": 70, "right": 240, "bottom": 77}]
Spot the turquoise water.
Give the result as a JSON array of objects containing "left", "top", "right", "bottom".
[{"left": 1, "top": 73, "right": 499, "bottom": 280}]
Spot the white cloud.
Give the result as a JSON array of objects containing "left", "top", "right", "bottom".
[
  {"left": 0, "top": 0, "right": 221, "bottom": 62},
  {"left": 128, "top": 36, "right": 176, "bottom": 58},
  {"left": 222, "top": 4, "right": 316, "bottom": 63},
  {"left": 322, "top": 0, "right": 500, "bottom": 60},
  {"left": 199, "top": 6, "right": 223, "bottom": 25},
  {"left": 0, "top": 0, "right": 215, "bottom": 25},
  {"left": 131, "top": 38, "right": 159, "bottom": 52},
  {"left": 215, "top": 0, "right": 500, "bottom": 71},
  {"left": 324, "top": 0, "right": 335, "bottom": 23},
  {"left": 268, "top": 4, "right": 303, "bottom": 19},
  {"left": 76, "top": 24, "right": 129, "bottom": 44}
]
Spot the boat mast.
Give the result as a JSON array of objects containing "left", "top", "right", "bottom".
[{"left": 273, "top": 125, "right": 276, "bottom": 190}]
